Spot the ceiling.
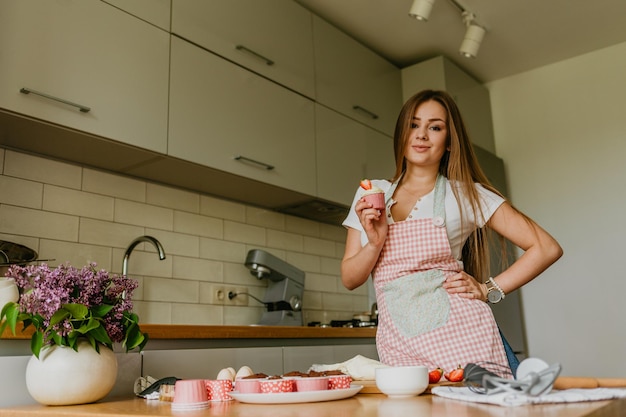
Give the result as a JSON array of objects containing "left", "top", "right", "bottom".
[{"left": 295, "top": 0, "right": 626, "bottom": 83}]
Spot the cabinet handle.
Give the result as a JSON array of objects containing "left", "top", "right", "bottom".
[
  {"left": 235, "top": 45, "right": 274, "bottom": 66},
  {"left": 352, "top": 105, "right": 378, "bottom": 120},
  {"left": 20, "top": 87, "right": 91, "bottom": 113},
  {"left": 234, "top": 155, "right": 275, "bottom": 170}
]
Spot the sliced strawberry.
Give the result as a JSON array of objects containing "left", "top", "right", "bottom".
[
  {"left": 360, "top": 179, "right": 372, "bottom": 190},
  {"left": 428, "top": 367, "right": 443, "bottom": 384}
]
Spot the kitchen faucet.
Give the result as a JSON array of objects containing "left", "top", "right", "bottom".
[{"left": 122, "top": 235, "right": 166, "bottom": 277}]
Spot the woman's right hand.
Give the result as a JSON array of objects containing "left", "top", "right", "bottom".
[{"left": 356, "top": 198, "right": 388, "bottom": 247}]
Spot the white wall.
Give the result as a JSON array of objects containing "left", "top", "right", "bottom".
[{"left": 487, "top": 41, "right": 626, "bottom": 377}]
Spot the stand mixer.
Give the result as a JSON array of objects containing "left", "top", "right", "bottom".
[{"left": 244, "top": 249, "right": 305, "bottom": 326}]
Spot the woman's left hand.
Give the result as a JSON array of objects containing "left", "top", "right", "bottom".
[{"left": 442, "top": 272, "right": 488, "bottom": 302}]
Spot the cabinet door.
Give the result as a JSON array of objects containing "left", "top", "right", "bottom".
[
  {"left": 316, "top": 105, "right": 395, "bottom": 206},
  {"left": 102, "top": 0, "right": 171, "bottom": 31},
  {"left": 0, "top": 0, "right": 169, "bottom": 154},
  {"left": 172, "top": 0, "right": 315, "bottom": 99},
  {"left": 169, "top": 37, "right": 316, "bottom": 195},
  {"left": 313, "top": 16, "right": 402, "bottom": 136}
]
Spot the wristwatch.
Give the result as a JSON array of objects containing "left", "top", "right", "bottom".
[{"left": 486, "top": 277, "right": 505, "bottom": 304}]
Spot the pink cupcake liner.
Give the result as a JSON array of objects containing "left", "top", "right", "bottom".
[
  {"left": 205, "top": 379, "right": 233, "bottom": 401},
  {"left": 328, "top": 375, "right": 352, "bottom": 390},
  {"left": 259, "top": 379, "right": 294, "bottom": 394}
]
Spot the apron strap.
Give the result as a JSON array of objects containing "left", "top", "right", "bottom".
[{"left": 432, "top": 174, "right": 446, "bottom": 227}]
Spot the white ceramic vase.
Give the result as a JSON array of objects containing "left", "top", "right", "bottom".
[{"left": 25, "top": 340, "right": 118, "bottom": 405}]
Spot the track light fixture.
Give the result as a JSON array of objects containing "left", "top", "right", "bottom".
[
  {"left": 459, "top": 11, "right": 486, "bottom": 58},
  {"left": 409, "top": 0, "right": 436, "bottom": 21}
]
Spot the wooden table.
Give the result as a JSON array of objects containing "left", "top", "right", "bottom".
[{"left": 0, "top": 394, "right": 623, "bottom": 417}]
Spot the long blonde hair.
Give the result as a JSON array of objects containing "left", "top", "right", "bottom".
[{"left": 392, "top": 90, "right": 506, "bottom": 282}]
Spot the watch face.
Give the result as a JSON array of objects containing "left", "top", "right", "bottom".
[{"left": 488, "top": 289, "right": 502, "bottom": 303}]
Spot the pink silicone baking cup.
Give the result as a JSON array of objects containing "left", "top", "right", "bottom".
[
  {"left": 295, "top": 377, "right": 329, "bottom": 392},
  {"left": 328, "top": 375, "right": 352, "bottom": 390},
  {"left": 234, "top": 378, "right": 262, "bottom": 394},
  {"left": 205, "top": 379, "right": 233, "bottom": 401},
  {"left": 259, "top": 379, "right": 294, "bottom": 394},
  {"left": 363, "top": 192, "right": 385, "bottom": 210}
]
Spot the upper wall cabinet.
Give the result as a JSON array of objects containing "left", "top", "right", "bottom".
[
  {"left": 171, "top": 0, "right": 315, "bottom": 99},
  {"left": 0, "top": 0, "right": 170, "bottom": 154},
  {"left": 312, "top": 16, "right": 403, "bottom": 137},
  {"left": 316, "top": 105, "right": 396, "bottom": 206},
  {"left": 168, "top": 37, "right": 317, "bottom": 196},
  {"left": 102, "top": 0, "right": 171, "bottom": 31}
]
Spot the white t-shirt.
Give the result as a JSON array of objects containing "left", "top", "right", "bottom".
[{"left": 342, "top": 177, "right": 505, "bottom": 262}]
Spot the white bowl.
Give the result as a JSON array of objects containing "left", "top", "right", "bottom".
[{"left": 375, "top": 366, "right": 428, "bottom": 398}]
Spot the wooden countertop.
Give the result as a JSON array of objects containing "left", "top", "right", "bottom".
[
  {"left": 2, "top": 324, "right": 376, "bottom": 340},
  {"left": 0, "top": 394, "right": 623, "bottom": 417}
]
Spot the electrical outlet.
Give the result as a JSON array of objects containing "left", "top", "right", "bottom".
[
  {"left": 210, "top": 285, "right": 226, "bottom": 305},
  {"left": 226, "top": 287, "right": 248, "bottom": 306}
]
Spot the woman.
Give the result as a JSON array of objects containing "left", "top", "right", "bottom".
[{"left": 342, "top": 90, "right": 562, "bottom": 377}]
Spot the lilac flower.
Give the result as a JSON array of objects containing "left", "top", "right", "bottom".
[{"left": 1, "top": 262, "right": 147, "bottom": 357}]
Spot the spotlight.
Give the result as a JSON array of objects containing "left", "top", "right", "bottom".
[
  {"left": 409, "top": 0, "right": 435, "bottom": 21},
  {"left": 459, "top": 12, "right": 486, "bottom": 58}
]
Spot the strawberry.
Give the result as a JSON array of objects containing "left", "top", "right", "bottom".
[
  {"left": 444, "top": 365, "right": 464, "bottom": 382},
  {"left": 359, "top": 179, "right": 372, "bottom": 190},
  {"left": 428, "top": 367, "right": 443, "bottom": 384}
]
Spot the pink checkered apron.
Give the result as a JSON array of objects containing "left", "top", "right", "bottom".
[{"left": 374, "top": 175, "right": 510, "bottom": 375}]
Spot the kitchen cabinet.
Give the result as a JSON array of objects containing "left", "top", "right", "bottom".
[
  {"left": 171, "top": 0, "right": 315, "bottom": 98},
  {"left": 168, "top": 37, "right": 317, "bottom": 196},
  {"left": 0, "top": 0, "right": 169, "bottom": 154},
  {"left": 283, "top": 344, "right": 378, "bottom": 373},
  {"left": 102, "top": 0, "right": 171, "bottom": 31},
  {"left": 312, "top": 16, "right": 403, "bottom": 136},
  {"left": 401, "top": 56, "right": 496, "bottom": 153},
  {"left": 316, "top": 105, "right": 395, "bottom": 206}
]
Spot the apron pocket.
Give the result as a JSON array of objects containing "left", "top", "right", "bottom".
[{"left": 382, "top": 270, "right": 450, "bottom": 338}]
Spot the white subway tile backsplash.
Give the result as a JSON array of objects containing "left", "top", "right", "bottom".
[
  {"left": 43, "top": 184, "right": 114, "bottom": 220},
  {"left": 173, "top": 256, "right": 223, "bottom": 282},
  {"left": 82, "top": 168, "right": 146, "bottom": 202},
  {"left": 144, "top": 228, "right": 199, "bottom": 258},
  {"left": 174, "top": 211, "right": 223, "bottom": 239},
  {"left": 4, "top": 150, "right": 82, "bottom": 189},
  {"left": 223, "top": 221, "right": 265, "bottom": 246},
  {"left": 0, "top": 176, "right": 43, "bottom": 209},
  {"left": 133, "top": 301, "right": 172, "bottom": 324},
  {"left": 79, "top": 218, "right": 144, "bottom": 249},
  {"left": 245, "top": 206, "right": 285, "bottom": 230},
  {"left": 303, "top": 236, "right": 336, "bottom": 257},
  {"left": 320, "top": 257, "right": 341, "bottom": 276},
  {"left": 0, "top": 205, "right": 78, "bottom": 242},
  {"left": 114, "top": 199, "right": 174, "bottom": 231},
  {"left": 39, "top": 239, "right": 113, "bottom": 270},
  {"left": 199, "top": 238, "right": 246, "bottom": 263},
  {"left": 319, "top": 223, "right": 346, "bottom": 243},
  {"left": 0, "top": 149, "right": 370, "bottom": 326},
  {"left": 304, "top": 273, "right": 338, "bottom": 293},
  {"left": 266, "top": 229, "right": 303, "bottom": 252},
  {"left": 146, "top": 183, "right": 200, "bottom": 213},
  {"left": 285, "top": 215, "right": 320, "bottom": 238},
  {"left": 143, "top": 277, "right": 199, "bottom": 303},
  {"left": 284, "top": 252, "right": 321, "bottom": 274},
  {"left": 171, "top": 303, "right": 223, "bottom": 325},
  {"left": 200, "top": 195, "right": 245, "bottom": 222}
]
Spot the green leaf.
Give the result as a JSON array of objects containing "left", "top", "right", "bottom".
[
  {"left": 49, "top": 309, "right": 71, "bottom": 326},
  {"left": 75, "top": 317, "right": 101, "bottom": 335},
  {"left": 0, "top": 303, "right": 19, "bottom": 334},
  {"left": 62, "top": 303, "right": 88, "bottom": 319},
  {"left": 30, "top": 331, "right": 43, "bottom": 359},
  {"left": 90, "top": 304, "right": 114, "bottom": 318},
  {"left": 89, "top": 323, "right": 113, "bottom": 346}
]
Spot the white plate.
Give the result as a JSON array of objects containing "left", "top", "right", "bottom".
[{"left": 229, "top": 385, "right": 363, "bottom": 404}]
